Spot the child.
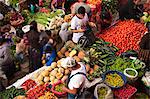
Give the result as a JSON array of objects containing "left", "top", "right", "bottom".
[
  {"left": 59, "top": 14, "right": 72, "bottom": 43},
  {"left": 42, "top": 39, "right": 56, "bottom": 66}
]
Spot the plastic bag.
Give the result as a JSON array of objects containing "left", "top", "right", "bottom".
[{"left": 94, "top": 83, "right": 113, "bottom": 99}]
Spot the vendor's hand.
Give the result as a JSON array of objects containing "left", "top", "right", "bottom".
[
  {"left": 62, "top": 7, "right": 65, "bottom": 11},
  {"left": 62, "top": 86, "right": 68, "bottom": 92}
]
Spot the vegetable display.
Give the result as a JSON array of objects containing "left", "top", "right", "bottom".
[
  {"left": 26, "top": 84, "right": 50, "bottom": 99},
  {"left": 105, "top": 73, "right": 124, "bottom": 88},
  {"left": 97, "top": 20, "right": 147, "bottom": 54},
  {"left": 97, "top": 87, "right": 108, "bottom": 99},
  {"left": 86, "top": 39, "right": 118, "bottom": 66},
  {"left": 107, "top": 57, "right": 133, "bottom": 72},
  {"left": 0, "top": 86, "right": 25, "bottom": 99},
  {"left": 21, "top": 79, "right": 37, "bottom": 91},
  {"left": 33, "top": 62, "right": 70, "bottom": 85},
  {"left": 38, "top": 92, "right": 58, "bottom": 99}
]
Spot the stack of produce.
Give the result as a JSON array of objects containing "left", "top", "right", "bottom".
[
  {"left": 97, "top": 20, "right": 147, "bottom": 54},
  {"left": 107, "top": 57, "right": 144, "bottom": 73},
  {"left": 38, "top": 92, "right": 58, "bottom": 99},
  {"left": 33, "top": 62, "right": 70, "bottom": 85},
  {"left": 21, "top": 79, "right": 37, "bottom": 91},
  {"left": 0, "top": 86, "right": 25, "bottom": 99},
  {"left": 26, "top": 84, "right": 51, "bottom": 98},
  {"left": 113, "top": 84, "right": 137, "bottom": 98},
  {"left": 58, "top": 39, "right": 118, "bottom": 81},
  {"left": 21, "top": 9, "right": 64, "bottom": 31}
]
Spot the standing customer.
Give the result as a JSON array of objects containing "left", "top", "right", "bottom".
[
  {"left": 71, "top": 6, "right": 96, "bottom": 43},
  {"left": 62, "top": 57, "right": 86, "bottom": 99},
  {"left": 0, "top": 36, "right": 15, "bottom": 85},
  {"left": 26, "top": 21, "right": 42, "bottom": 72},
  {"left": 138, "top": 22, "right": 150, "bottom": 69}
]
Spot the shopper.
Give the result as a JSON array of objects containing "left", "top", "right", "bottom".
[
  {"left": 51, "top": 0, "right": 65, "bottom": 11},
  {"left": 138, "top": 22, "right": 150, "bottom": 69},
  {"left": 71, "top": 6, "right": 96, "bottom": 43},
  {"left": 0, "top": 35, "right": 15, "bottom": 80},
  {"left": 27, "top": 21, "right": 42, "bottom": 72},
  {"left": 62, "top": 57, "right": 86, "bottom": 99}
]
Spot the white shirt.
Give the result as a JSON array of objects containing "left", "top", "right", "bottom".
[
  {"left": 68, "top": 62, "right": 86, "bottom": 90},
  {"left": 71, "top": 14, "right": 89, "bottom": 43}
]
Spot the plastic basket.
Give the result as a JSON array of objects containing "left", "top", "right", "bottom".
[
  {"left": 51, "top": 80, "right": 67, "bottom": 97},
  {"left": 113, "top": 84, "right": 137, "bottom": 99},
  {"left": 102, "top": 70, "right": 127, "bottom": 89}
]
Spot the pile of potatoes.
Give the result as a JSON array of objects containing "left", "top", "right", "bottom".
[{"left": 33, "top": 61, "right": 70, "bottom": 85}]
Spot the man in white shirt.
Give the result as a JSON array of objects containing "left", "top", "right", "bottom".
[
  {"left": 71, "top": 6, "right": 96, "bottom": 43},
  {"left": 62, "top": 57, "right": 86, "bottom": 99}
]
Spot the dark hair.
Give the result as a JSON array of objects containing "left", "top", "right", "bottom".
[
  {"left": 146, "top": 22, "right": 150, "bottom": 32},
  {"left": 0, "top": 35, "right": 6, "bottom": 45},
  {"left": 45, "top": 45, "right": 53, "bottom": 53},
  {"left": 78, "top": 6, "right": 86, "bottom": 14},
  {"left": 45, "top": 30, "right": 52, "bottom": 37},
  {"left": 30, "top": 21, "right": 38, "bottom": 31},
  {"left": 16, "top": 29, "right": 24, "bottom": 38}
]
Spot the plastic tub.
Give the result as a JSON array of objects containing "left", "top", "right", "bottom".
[
  {"left": 102, "top": 70, "right": 127, "bottom": 89},
  {"left": 124, "top": 68, "right": 138, "bottom": 82}
]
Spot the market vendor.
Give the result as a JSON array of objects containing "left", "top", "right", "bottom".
[
  {"left": 119, "top": 0, "right": 135, "bottom": 20},
  {"left": 71, "top": 6, "right": 96, "bottom": 43},
  {"left": 51, "top": 0, "right": 65, "bottom": 11},
  {"left": 138, "top": 22, "right": 150, "bottom": 69},
  {"left": 62, "top": 57, "right": 86, "bottom": 98}
]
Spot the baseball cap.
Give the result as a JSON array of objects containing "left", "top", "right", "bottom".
[
  {"left": 22, "top": 25, "right": 31, "bottom": 33},
  {"left": 61, "top": 57, "right": 76, "bottom": 68}
]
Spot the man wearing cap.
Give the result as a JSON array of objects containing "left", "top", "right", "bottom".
[{"left": 62, "top": 57, "right": 86, "bottom": 98}]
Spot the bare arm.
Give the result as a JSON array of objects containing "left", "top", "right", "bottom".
[{"left": 62, "top": 86, "right": 77, "bottom": 94}]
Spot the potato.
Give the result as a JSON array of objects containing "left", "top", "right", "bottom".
[
  {"left": 54, "top": 68, "right": 58, "bottom": 71},
  {"left": 58, "top": 67, "right": 64, "bottom": 74},
  {"left": 54, "top": 79, "right": 58, "bottom": 83},
  {"left": 39, "top": 81, "right": 44, "bottom": 85},
  {"left": 33, "top": 73, "right": 39, "bottom": 79},
  {"left": 44, "top": 77, "right": 50, "bottom": 82},
  {"left": 51, "top": 70, "right": 57, "bottom": 76},
  {"left": 46, "top": 66, "right": 52, "bottom": 72},
  {"left": 38, "top": 75, "right": 44, "bottom": 81},
  {"left": 51, "top": 62, "right": 57, "bottom": 69},
  {"left": 41, "top": 70, "right": 49, "bottom": 76},
  {"left": 50, "top": 76, "right": 55, "bottom": 81}
]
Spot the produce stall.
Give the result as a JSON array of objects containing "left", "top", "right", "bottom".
[{"left": 1, "top": 0, "right": 150, "bottom": 99}]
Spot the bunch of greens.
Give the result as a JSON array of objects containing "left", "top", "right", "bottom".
[{"left": 0, "top": 86, "right": 25, "bottom": 99}]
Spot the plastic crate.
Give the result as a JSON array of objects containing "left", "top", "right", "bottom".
[{"left": 113, "top": 84, "right": 137, "bottom": 99}]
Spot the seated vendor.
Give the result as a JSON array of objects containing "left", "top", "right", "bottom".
[{"left": 138, "top": 22, "right": 150, "bottom": 69}]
